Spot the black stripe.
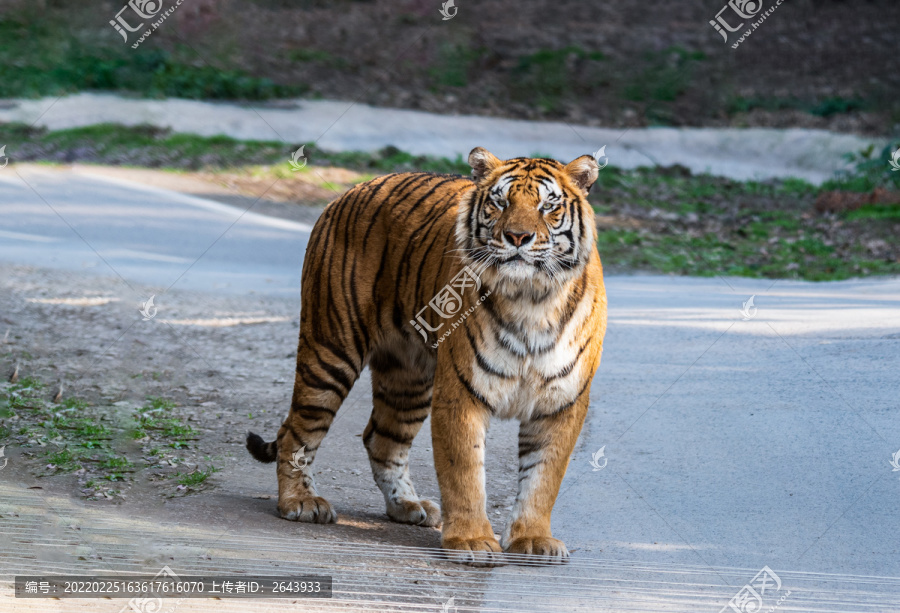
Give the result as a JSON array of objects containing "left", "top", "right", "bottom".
[
  {"left": 518, "top": 446, "right": 541, "bottom": 458},
  {"left": 296, "top": 361, "right": 346, "bottom": 398},
  {"left": 309, "top": 344, "right": 356, "bottom": 392},
  {"left": 495, "top": 328, "right": 527, "bottom": 358},
  {"left": 369, "top": 455, "right": 405, "bottom": 468},
  {"left": 293, "top": 404, "right": 337, "bottom": 418},
  {"left": 394, "top": 180, "right": 463, "bottom": 312},
  {"left": 518, "top": 461, "right": 543, "bottom": 483},
  {"left": 285, "top": 422, "right": 306, "bottom": 449},
  {"left": 451, "top": 360, "right": 495, "bottom": 414},
  {"left": 370, "top": 418, "right": 415, "bottom": 445},
  {"left": 482, "top": 293, "right": 527, "bottom": 341},
  {"left": 519, "top": 459, "right": 542, "bottom": 474},
  {"left": 372, "top": 242, "right": 391, "bottom": 323},
  {"left": 543, "top": 342, "right": 588, "bottom": 384},
  {"left": 397, "top": 176, "right": 462, "bottom": 223},
  {"left": 317, "top": 336, "right": 360, "bottom": 374},
  {"left": 464, "top": 323, "right": 508, "bottom": 379},
  {"left": 361, "top": 174, "right": 421, "bottom": 250},
  {"left": 347, "top": 258, "right": 370, "bottom": 354},
  {"left": 475, "top": 348, "right": 513, "bottom": 379},
  {"left": 372, "top": 390, "right": 432, "bottom": 411},
  {"left": 536, "top": 377, "right": 592, "bottom": 421},
  {"left": 396, "top": 413, "right": 429, "bottom": 424}
]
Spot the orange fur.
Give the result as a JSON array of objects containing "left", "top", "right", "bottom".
[{"left": 247, "top": 148, "right": 607, "bottom": 564}]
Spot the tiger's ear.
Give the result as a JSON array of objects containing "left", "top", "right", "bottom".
[
  {"left": 565, "top": 155, "right": 600, "bottom": 194},
  {"left": 468, "top": 147, "right": 502, "bottom": 182}
]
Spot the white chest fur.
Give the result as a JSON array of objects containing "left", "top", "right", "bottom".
[{"left": 466, "top": 285, "right": 594, "bottom": 422}]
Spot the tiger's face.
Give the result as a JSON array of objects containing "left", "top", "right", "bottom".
[{"left": 456, "top": 147, "right": 600, "bottom": 292}]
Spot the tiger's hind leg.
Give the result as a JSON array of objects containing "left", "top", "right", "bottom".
[
  {"left": 363, "top": 346, "right": 440, "bottom": 527},
  {"left": 275, "top": 333, "right": 362, "bottom": 523}
]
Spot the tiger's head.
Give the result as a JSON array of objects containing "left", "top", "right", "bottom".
[{"left": 456, "top": 147, "right": 599, "bottom": 295}]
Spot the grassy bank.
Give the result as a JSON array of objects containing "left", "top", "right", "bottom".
[{"left": 1, "top": 123, "right": 898, "bottom": 281}]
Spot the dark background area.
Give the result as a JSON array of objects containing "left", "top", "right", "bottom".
[{"left": 1, "top": 0, "right": 898, "bottom": 135}]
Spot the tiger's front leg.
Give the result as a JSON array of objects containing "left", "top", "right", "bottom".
[
  {"left": 431, "top": 372, "right": 502, "bottom": 567},
  {"left": 501, "top": 387, "right": 590, "bottom": 564}
]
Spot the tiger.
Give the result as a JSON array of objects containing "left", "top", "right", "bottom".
[{"left": 247, "top": 147, "right": 607, "bottom": 565}]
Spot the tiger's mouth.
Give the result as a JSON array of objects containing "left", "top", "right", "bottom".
[{"left": 493, "top": 251, "right": 544, "bottom": 280}]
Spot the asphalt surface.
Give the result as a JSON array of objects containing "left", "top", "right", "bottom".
[
  {"left": 1, "top": 166, "right": 899, "bottom": 611},
  {"left": 0, "top": 166, "right": 312, "bottom": 296}
]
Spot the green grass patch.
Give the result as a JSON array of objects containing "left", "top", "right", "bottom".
[
  {"left": 99, "top": 456, "right": 133, "bottom": 470},
  {"left": 846, "top": 203, "right": 900, "bottom": 221},
  {"left": 133, "top": 402, "right": 197, "bottom": 442},
  {"left": 510, "top": 46, "right": 606, "bottom": 113},
  {"left": 727, "top": 96, "right": 868, "bottom": 118},
  {"left": 46, "top": 448, "right": 84, "bottom": 471},
  {"left": 313, "top": 145, "right": 470, "bottom": 176},
  {"left": 1, "top": 124, "right": 472, "bottom": 176},
  {"left": 1, "top": 377, "right": 47, "bottom": 411},
  {"left": 287, "top": 48, "right": 347, "bottom": 69},
  {"left": 61, "top": 397, "right": 89, "bottom": 411},
  {"left": 1, "top": 123, "right": 287, "bottom": 171},
  {"left": 809, "top": 97, "right": 866, "bottom": 118},
  {"left": 429, "top": 43, "right": 488, "bottom": 88},
  {"left": 176, "top": 466, "right": 220, "bottom": 487},
  {"left": 74, "top": 421, "right": 111, "bottom": 439},
  {"left": 623, "top": 47, "right": 704, "bottom": 104},
  {"left": 0, "top": 13, "right": 305, "bottom": 100},
  {"left": 592, "top": 163, "right": 900, "bottom": 281},
  {"left": 144, "top": 397, "right": 177, "bottom": 412},
  {"left": 822, "top": 144, "right": 900, "bottom": 193}
]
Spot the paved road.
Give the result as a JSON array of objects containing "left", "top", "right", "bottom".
[
  {"left": 1, "top": 167, "right": 899, "bottom": 611},
  {"left": 0, "top": 93, "right": 886, "bottom": 184},
  {"left": 0, "top": 166, "right": 312, "bottom": 296}
]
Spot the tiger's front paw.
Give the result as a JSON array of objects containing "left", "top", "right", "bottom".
[
  {"left": 442, "top": 536, "right": 504, "bottom": 567},
  {"left": 387, "top": 498, "right": 442, "bottom": 527},
  {"left": 278, "top": 495, "right": 337, "bottom": 524},
  {"left": 504, "top": 536, "right": 569, "bottom": 564}
]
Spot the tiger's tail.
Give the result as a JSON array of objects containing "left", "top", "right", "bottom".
[{"left": 246, "top": 432, "right": 277, "bottom": 463}]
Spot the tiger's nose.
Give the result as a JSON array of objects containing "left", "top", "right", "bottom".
[{"left": 503, "top": 230, "right": 535, "bottom": 247}]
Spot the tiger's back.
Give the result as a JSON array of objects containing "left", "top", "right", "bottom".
[{"left": 300, "top": 171, "right": 476, "bottom": 355}]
